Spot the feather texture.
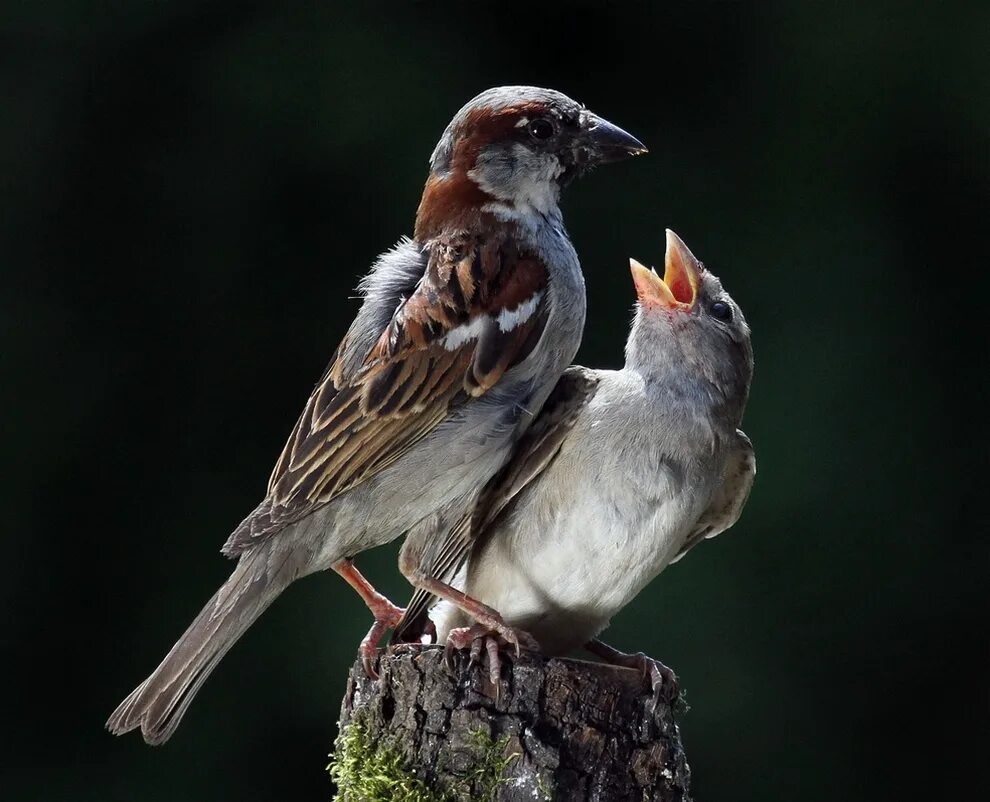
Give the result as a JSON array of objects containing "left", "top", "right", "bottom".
[
  {"left": 223, "top": 227, "right": 549, "bottom": 556},
  {"left": 393, "top": 366, "right": 600, "bottom": 641}
]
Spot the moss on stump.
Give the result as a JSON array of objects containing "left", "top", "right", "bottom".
[{"left": 330, "top": 647, "right": 691, "bottom": 801}]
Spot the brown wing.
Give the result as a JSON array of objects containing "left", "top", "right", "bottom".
[
  {"left": 223, "top": 231, "right": 550, "bottom": 555},
  {"left": 669, "top": 430, "right": 755, "bottom": 564},
  {"left": 392, "top": 366, "right": 600, "bottom": 641}
]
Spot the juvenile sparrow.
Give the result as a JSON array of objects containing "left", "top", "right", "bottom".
[
  {"left": 398, "top": 230, "right": 754, "bottom": 700},
  {"left": 107, "top": 86, "right": 645, "bottom": 744}
]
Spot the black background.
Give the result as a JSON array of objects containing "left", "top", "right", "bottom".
[{"left": 4, "top": 2, "right": 988, "bottom": 800}]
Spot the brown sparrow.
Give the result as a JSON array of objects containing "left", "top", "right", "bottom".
[{"left": 106, "top": 86, "right": 645, "bottom": 744}]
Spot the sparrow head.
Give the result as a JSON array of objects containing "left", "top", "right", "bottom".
[
  {"left": 626, "top": 229, "right": 753, "bottom": 420},
  {"left": 416, "top": 86, "right": 646, "bottom": 238}
]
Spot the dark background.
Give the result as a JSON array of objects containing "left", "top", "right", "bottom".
[{"left": 4, "top": 1, "right": 988, "bottom": 800}]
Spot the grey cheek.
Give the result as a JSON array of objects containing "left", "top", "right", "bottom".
[
  {"left": 498, "top": 145, "right": 519, "bottom": 171},
  {"left": 494, "top": 151, "right": 521, "bottom": 188}
]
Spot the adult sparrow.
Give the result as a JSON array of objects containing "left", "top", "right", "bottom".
[
  {"left": 107, "top": 86, "right": 645, "bottom": 744},
  {"left": 398, "top": 230, "right": 754, "bottom": 702}
]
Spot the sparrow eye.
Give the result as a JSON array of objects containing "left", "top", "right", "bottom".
[
  {"left": 709, "top": 301, "right": 732, "bottom": 321},
  {"left": 528, "top": 118, "right": 555, "bottom": 141}
]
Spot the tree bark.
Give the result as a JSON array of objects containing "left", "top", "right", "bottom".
[{"left": 334, "top": 646, "right": 692, "bottom": 801}]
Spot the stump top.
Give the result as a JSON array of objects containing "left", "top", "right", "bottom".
[{"left": 334, "top": 647, "right": 692, "bottom": 801}]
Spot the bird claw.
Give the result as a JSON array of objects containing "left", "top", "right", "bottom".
[
  {"left": 466, "top": 608, "right": 540, "bottom": 657},
  {"left": 358, "top": 602, "right": 406, "bottom": 680},
  {"left": 589, "top": 641, "right": 678, "bottom": 711},
  {"left": 630, "top": 653, "right": 679, "bottom": 710},
  {"left": 443, "top": 622, "right": 539, "bottom": 689}
]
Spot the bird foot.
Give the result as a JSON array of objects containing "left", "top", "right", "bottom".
[
  {"left": 359, "top": 600, "right": 406, "bottom": 679},
  {"left": 610, "top": 650, "right": 679, "bottom": 710},
  {"left": 444, "top": 622, "right": 540, "bottom": 688},
  {"left": 462, "top": 608, "right": 540, "bottom": 657}
]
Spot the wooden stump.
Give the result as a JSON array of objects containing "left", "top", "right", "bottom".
[{"left": 332, "top": 646, "right": 692, "bottom": 801}]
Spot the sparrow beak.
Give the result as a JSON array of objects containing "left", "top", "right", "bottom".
[
  {"left": 579, "top": 111, "right": 648, "bottom": 163},
  {"left": 629, "top": 229, "right": 702, "bottom": 310}
]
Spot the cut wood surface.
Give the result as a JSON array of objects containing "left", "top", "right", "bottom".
[{"left": 333, "top": 647, "right": 692, "bottom": 801}]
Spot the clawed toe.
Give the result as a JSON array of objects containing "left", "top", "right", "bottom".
[
  {"left": 469, "top": 636, "right": 485, "bottom": 665},
  {"left": 645, "top": 659, "right": 679, "bottom": 709},
  {"left": 443, "top": 622, "right": 538, "bottom": 688},
  {"left": 444, "top": 626, "right": 471, "bottom": 671},
  {"left": 359, "top": 623, "right": 385, "bottom": 679},
  {"left": 360, "top": 648, "right": 380, "bottom": 679},
  {"left": 473, "top": 615, "right": 540, "bottom": 657},
  {"left": 446, "top": 630, "right": 507, "bottom": 688},
  {"left": 586, "top": 640, "right": 678, "bottom": 711},
  {"left": 630, "top": 653, "right": 678, "bottom": 710},
  {"left": 358, "top": 604, "right": 407, "bottom": 680}
]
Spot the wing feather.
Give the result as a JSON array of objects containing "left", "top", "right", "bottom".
[
  {"left": 224, "top": 230, "right": 550, "bottom": 555},
  {"left": 670, "top": 430, "right": 755, "bottom": 563}
]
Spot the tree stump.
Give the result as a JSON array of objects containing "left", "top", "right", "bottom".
[{"left": 332, "top": 646, "right": 692, "bottom": 801}]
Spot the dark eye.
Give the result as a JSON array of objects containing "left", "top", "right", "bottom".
[
  {"left": 709, "top": 301, "right": 732, "bottom": 321},
  {"left": 528, "top": 118, "right": 555, "bottom": 140}
]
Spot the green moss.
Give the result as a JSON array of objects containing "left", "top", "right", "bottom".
[
  {"left": 460, "top": 728, "right": 519, "bottom": 799},
  {"left": 328, "top": 723, "right": 527, "bottom": 802},
  {"left": 329, "top": 722, "right": 451, "bottom": 802}
]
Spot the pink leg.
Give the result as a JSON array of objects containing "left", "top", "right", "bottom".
[
  {"left": 333, "top": 559, "right": 404, "bottom": 679},
  {"left": 413, "top": 575, "right": 539, "bottom": 656},
  {"left": 585, "top": 639, "right": 679, "bottom": 709},
  {"left": 397, "top": 555, "right": 538, "bottom": 688}
]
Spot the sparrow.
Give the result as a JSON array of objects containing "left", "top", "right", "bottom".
[
  {"left": 396, "top": 230, "right": 755, "bottom": 702},
  {"left": 106, "top": 86, "right": 646, "bottom": 744}
]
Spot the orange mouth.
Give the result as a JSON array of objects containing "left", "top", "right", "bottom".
[{"left": 629, "top": 229, "right": 701, "bottom": 310}]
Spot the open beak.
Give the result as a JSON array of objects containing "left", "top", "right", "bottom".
[
  {"left": 580, "top": 111, "right": 648, "bottom": 163},
  {"left": 629, "top": 229, "right": 702, "bottom": 310}
]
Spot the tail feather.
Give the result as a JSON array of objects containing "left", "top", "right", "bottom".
[{"left": 106, "top": 548, "right": 289, "bottom": 745}]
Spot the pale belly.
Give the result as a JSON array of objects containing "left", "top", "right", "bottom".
[{"left": 453, "top": 486, "right": 703, "bottom": 654}]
